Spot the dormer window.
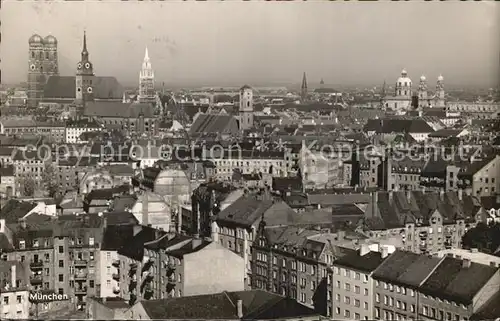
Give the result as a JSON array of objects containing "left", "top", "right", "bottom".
[
  {"left": 19, "top": 240, "right": 25, "bottom": 249},
  {"left": 33, "top": 239, "right": 39, "bottom": 248}
]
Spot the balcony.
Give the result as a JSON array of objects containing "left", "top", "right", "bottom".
[
  {"left": 30, "top": 261, "right": 44, "bottom": 271},
  {"left": 30, "top": 275, "right": 42, "bottom": 285},
  {"left": 113, "top": 287, "right": 120, "bottom": 295},
  {"left": 112, "top": 273, "right": 120, "bottom": 281},
  {"left": 141, "top": 259, "right": 154, "bottom": 273},
  {"left": 75, "top": 286, "right": 88, "bottom": 295},
  {"left": 112, "top": 259, "right": 120, "bottom": 268},
  {"left": 166, "top": 263, "right": 176, "bottom": 276},
  {"left": 74, "top": 273, "right": 87, "bottom": 280},
  {"left": 142, "top": 273, "right": 154, "bottom": 285},
  {"left": 74, "top": 260, "right": 87, "bottom": 267}
]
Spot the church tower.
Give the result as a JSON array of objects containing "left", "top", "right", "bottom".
[
  {"left": 239, "top": 85, "right": 254, "bottom": 131},
  {"left": 75, "top": 31, "right": 95, "bottom": 104},
  {"left": 435, "top": 75, "right": 445, "bottom": 108},
  {"left": 418, "top": 75, "right": 428, "bottom": 108},
  {"left": 139, "top": 47, "right": 155, "bottom": 103},
  {"left": 43, "top": 35, "right": 59, "bottom": 77},
  {"left": 395, "top": 69, "right": 412, "bottom": 98},
  {"left": 301, "top": 72, "right": 308, "bottom": 102},
  {"left": 27, "top": 34, "right": 46, "bottom": 108}
]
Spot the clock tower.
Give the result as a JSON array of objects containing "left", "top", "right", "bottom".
[{"left": 75, "top": 31, "right": 95, "bottom": 104}]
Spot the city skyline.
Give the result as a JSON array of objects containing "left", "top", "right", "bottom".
[{"left": 2, "top": 1, "right": 499, "bottom": 88}]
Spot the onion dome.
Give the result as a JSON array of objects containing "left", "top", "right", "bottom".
[
  {"left": 44, "top": 35, "right": 58, "bottom": 46},
  {"left": 29, "top": 34, "right": 43, "bottom": 44}
]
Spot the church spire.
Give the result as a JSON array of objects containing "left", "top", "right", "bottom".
[
  {"left": 144, "top": 47, "right": 150, "bottom": 62},
  {"left": 81, "top": 31, "right": 89, "bottom": 62},
  {"left": 301, "top": 72, "right": 308, "bottom": 101}
]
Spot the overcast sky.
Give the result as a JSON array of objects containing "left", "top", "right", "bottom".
[{"left": 2, "top": 1, "right": 499, "bottom": 88}]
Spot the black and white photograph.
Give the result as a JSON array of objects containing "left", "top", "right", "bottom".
[{"left": 0, "top": 1, "right": 500, "bottom": 320}]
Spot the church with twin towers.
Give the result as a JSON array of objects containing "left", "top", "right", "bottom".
[{"left": 26, "top": 32, "right": 155, "bottom": 108}]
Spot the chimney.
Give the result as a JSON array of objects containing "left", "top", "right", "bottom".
[
  {"left": 389, "top": 190, "right": 394, "bottom": 204},
  {"left": 142, "top": 192, "right": 149, "bottom": 226},
  {"left": 133, "top": 225, "right": 142, "bottom": 236},
  {"left": 337, "top": 230, "right": 345, "bottom": 241},
  {"left": 103, "top": 217, "right": 107, "bottom": 229},
  {"left": 360, "top": 244, "right": 370, "bottom": 256},
  {"left": 102, "top": 297, "right": 107, "bottom": 304},
  {"left": 406, "top": 190, "right": 411, "bottom": 202},
  {"left": 211, "top": 220, "right": 219, "bottom": 242},
  {"left": 10, "top": 264, "right": 16, "bottom": 288},
  {"left": 490, "top": 261, "right": 497, "bottom": 268},
  {"left": 381, "top": 246, "right": 389, "bottom": 259},
  {"left": 458, "top": 189, "right": 463, "bottom": 201},
  {"left": 440, "top": 189, "right": 445, "bottom": 201},
  {"left": 236, "top": 299, "right": 243, "bottom": 319},
  {"left": 462, "top": 258, "right": 471, "bottom": 269}
]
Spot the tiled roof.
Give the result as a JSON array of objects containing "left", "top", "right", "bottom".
[
  {"left": 0, "top": 200, "right": 37, "bottom": 224},
  {"left": 372, "top": 250, "right": 442, "bottom": 287},
  {"left": 43, "top": 76, "right": 124, "bottom": 100},
  {"left": 83, "top": 102, "right": 154, "bottom": 118},
  {"left": 308, "top": 193, "right": 371, "bottom": 206},
  {"left": 166, "top": 239, "right": 212, "bottom": 258},
  {"left": 217, "top": 197, "right": 300, "bottom": 228},
  {"left": 471, "top": 290, "right": 500, "bottom": 320},
  {"left": 364, "top": 118, "right": 435, "bottom": 134},
  {"left": 419, "top": 256, "right": 498, "bottom": 304},
  {"left": 334, "top": 250, "right": 385, "bottom": 273},
  {"left": 117, "top": 226, "right": 165, "bottom": 261},
  {"left": 141, "top": 290, "right": 318, "bottom": 320},
  {"left": 189, "top": 113, "right": 238, "bottom": 135}
]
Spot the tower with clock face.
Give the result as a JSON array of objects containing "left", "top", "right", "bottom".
[
  {"left": 75, "top": 31, "right": 95, "bottom": 104},
  {"left": 27, "top": 34, "right": 46, "bottom": 108}
]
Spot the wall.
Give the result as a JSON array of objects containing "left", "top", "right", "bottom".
[{"left": 183, "top": 242, "right": 245, "bottom": 296}]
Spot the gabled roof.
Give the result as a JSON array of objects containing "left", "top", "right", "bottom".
[
  {"left": 140, "top": 290, "right": 318, "bottom": 320},
  {"left": 83, "top": 102, "right": 154, "bottom": 118},
  {"left": 189, "top": 113, "right": 238, "bottom": 135},
  {"left": 372, "top": 250, "right": 442, "bottom": 288},
  {"left": 43, "top": 76, "right": 124, "bottom": 100},
  {"left": 0, "top": 200, "right": 37, "bottom": 224},
  {"left": 420, "top": 256, "right": 498, "bottom": 304},
  {"left": 333, "top": 250, "right": 385, "bottom": 273}
]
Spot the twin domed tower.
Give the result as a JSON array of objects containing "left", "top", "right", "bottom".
[{"left": 27, "top": 34, "right": 59, "bottom": 107}]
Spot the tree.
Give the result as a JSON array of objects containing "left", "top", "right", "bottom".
[
  {"left": 41, "top": 163, "right": 59, "bottom": 197},
  {"left": 462, "top": 222, "right": 500, "bottom": 255},
  {"left": 21, "top": 177, "right": 36, "bottom": 197}
]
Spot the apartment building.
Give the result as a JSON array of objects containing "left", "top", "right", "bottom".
[
  {"left": 210, "top": 150, "right": 287, "bottom": 180},
  {"left": 0, "top": 261, "right": 30, "bottom": 319},
  {"left": 65, "top": 119, "right": 100, "bottom": 144},
  {"left": 0, "top": 165, "right": 16, "bottom": 198},
  {"left": 330, "top": 245, "right": 387, "bottom": 320},
  {"left": 251, "top": 221, "right": 358, "bottom": 317},
  {"left": 12, "top": 149, "right": 49, "bottom": 184},
  {"left": 371, "top": 250, "right": 443, "bottom": 320},
  {"left": 371, "top": 250, "right": 500, "bottom": 321},
  {"left": 458, "top": 154, "right": 500, "bottom": 197},
  {"left": 36, "top": 122, "right": 66, "bottom": 143},
  {"left": 363, "top": 191, "right": 479, "bottom": 255},
  {"left": 54, "top": 157, "right": 98, "bottom": 193},
  {"left": 117, "top": 226, "right": 245, "bottom": 306},
  {"left": 212, "top": 194, "right": 306, "bottom": 289},
  {"left": 2, "top": 213, "right": 107, "bottom": 312}
]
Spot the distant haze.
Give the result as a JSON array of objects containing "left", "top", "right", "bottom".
[{"left": 2, "top": 1, "right": 499, "bottom": 88}]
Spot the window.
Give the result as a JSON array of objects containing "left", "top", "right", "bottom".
[
  {"left": 58, "top": 288, "right": 63, "bottom": 295},
  {"left": 423, "top": 306, "right": 428, "bottom": 316},
  {"left": 16, "top": 296, "right": 21, "bottom": 304},
  {"left": 19, "top": 240, "right": 25, "bottom": 249},
  {"left": 383, "top": 295, "right": 388, "bottom": 305},
  {"left": 344, "top": 310, "right": 350, "bottom": 318},
  {"left": 336, "top": 281, "right": 341, "bottom": 288},
  {"left": 375, "top": 293, "right": 380, "bottom": 303},
  {"left": 355, "top": 272, "right": 360, "bottom": 280},
  {"left": 364, "top": 301, "right": 368, "bottom": 310},
  {"left": 58, "top": 246, "right": 64, "bottom": 254},
  {"left": 354, "top": 299, "right": 360, "bottom": 307},
  {"left": 3, "top": 297, "right": 8, "bottom": 304},
  {"left": 58, "top": 274, "right": 63, "bottom": 282},
  {"left": 411, "top": 304, "right": 415, "bottom": 313},
  {"left": 90, "top": 280, "right": 94, "bottom": 288},
  {"left": 336, "top": 294, "right": 340, "bottom": 301},
  {"left": 355, "top": 285, "right": 360, "bottom": 293},
  {"left": 364, "top": 288, "right": 368, "bottom": 296},
  {"left": 300, "top": 293, "right": 306, "bottom": 303},
  {"left": 363, "top": 274, "right": 368, "bottom": 283},
  {"left": 58, "top": 260, "right": 64, "bottom": 268},
  {"left": 345, "top": 283, "right": 351, "bottom": 291},
  {"left": 355, "top": 313, "right": 360, "bottom": 320}
]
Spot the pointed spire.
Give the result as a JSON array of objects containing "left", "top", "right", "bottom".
[
  {"left": 82, "top": 31, "right": 88, "bottom": 54},
  {"left": 301, "top": 72, "right": 308, "bottom": 90},
  {"left": 144, "top": 47, "right": 150, "bottom": 62}
]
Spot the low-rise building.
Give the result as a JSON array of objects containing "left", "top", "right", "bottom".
[
  {"left": 65, "top": 119, "right": 100, "bottom": 144},
  {"left": 0, "top": 261, "right": 30, "bottom": 319}
]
